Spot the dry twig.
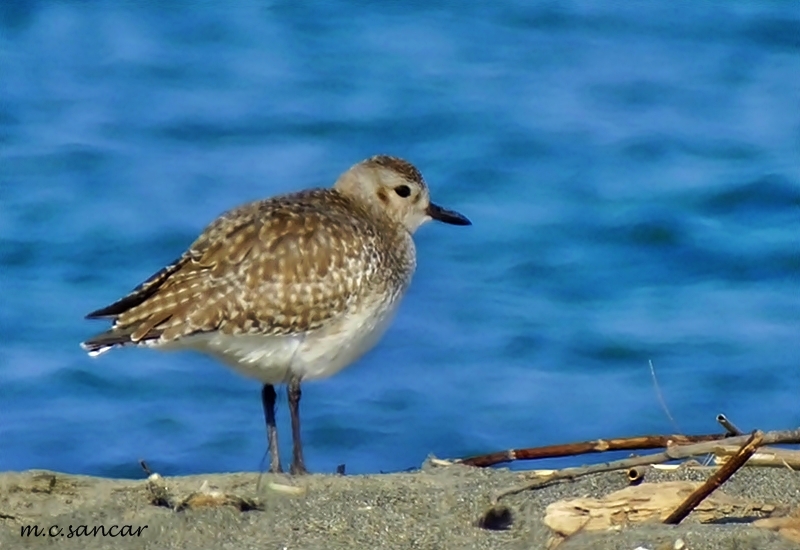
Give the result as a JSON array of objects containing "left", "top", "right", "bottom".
[
  {"left": 714, "top": 445, "right": 800, "bottom": 470},
  {"left": 492, "top": 427, "right": 800, "bottom": 503},
  {"left": 716, "top": 414, "right": 743, "bottom": 436},
  {"left": 460, "top": 433, "right": 727, "bottom": 468},
  {"left": 663, "top": 430, "right": 763, "bottom": 524}
]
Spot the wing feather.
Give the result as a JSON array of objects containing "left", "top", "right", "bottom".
[{"left": 82, "top": 190, "right": 389, "bottom": 353}]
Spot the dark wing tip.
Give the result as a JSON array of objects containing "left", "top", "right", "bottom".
[
  {"left": 85, "top": 295, "right": 139, "bottom": 319},
  {"left": 85, "top": 305, "right": 117, "bottom": 320},
  {"left": 84, "top": 256, "right": 187, "bottom": 321}
]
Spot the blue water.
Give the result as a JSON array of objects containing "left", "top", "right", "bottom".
[{"left": 2, "top": 2, "right": 799, "bottom": 478}]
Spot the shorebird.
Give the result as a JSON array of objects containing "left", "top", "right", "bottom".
[{"left": 81, "top": 155, "right": 470, "bottom": 474}]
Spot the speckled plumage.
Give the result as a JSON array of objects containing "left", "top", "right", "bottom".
[
  {"left": 82, "top": 154, "right": 471, "bottom": 378},
  {"left": 89, "top": 190, "right": 411, "bottom": 338},
  {"left": 82, "top": 154, "right": 470, "bottom": 473}
]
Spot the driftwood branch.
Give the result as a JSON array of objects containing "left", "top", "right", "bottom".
[
  {"left": 714, "top": 445, "right": 800, "bottom": 469},
  {"left": 460, "top": 433, "right": 727, "bottom": 468},
  {"left": 492, "top": 427, "right": 800, "bottom": 504},
  {"left": 543, "top": 480, "right": 779, "bottom": 541},
  {"left": 664, "top": 430, "right": 763, "bottom": 524}
]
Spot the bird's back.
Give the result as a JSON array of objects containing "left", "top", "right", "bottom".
[{"left": 82, "top": 188, "right": 416, "bottom": 356}]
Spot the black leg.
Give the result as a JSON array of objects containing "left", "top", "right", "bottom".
[
  {"left": 287, "top": 378, "right": 307, "bottom": 475},
  {"left": 261, "top": 384, "right": 282, "bottom": 473}
]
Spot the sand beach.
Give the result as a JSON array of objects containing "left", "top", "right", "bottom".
[{"left": 2, "top": 462, "right": 799, "bottom": 550}]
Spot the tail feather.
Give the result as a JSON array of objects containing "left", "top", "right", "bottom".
[{"left": 83, "top": 255, "right": 187, "bottom": 354}]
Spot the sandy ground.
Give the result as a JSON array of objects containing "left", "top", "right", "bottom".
[{"left": 2, "top": 462, "right": 799, "bottom": 550}]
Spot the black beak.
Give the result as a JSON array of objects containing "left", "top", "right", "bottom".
[{"left": 427, "top": 203, "right": 471, "bottom": 226}]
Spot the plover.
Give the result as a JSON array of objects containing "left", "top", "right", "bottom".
[{"left": 81, "top": 155, "right": 471, "bottom": 474}]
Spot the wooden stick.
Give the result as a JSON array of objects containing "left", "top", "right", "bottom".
[
  {"left": 663, "top": 430, "right": 763, "bottom": 524},
  {"left": 460, "top": 433, "right": 728, "bottom": 468},
  {"left": 714, "top": 445, "right": 800, "bottom": 469},
  {"left": 492, "top": 427, "right": 800, "bottom": 503},
  {"left": 716, "top": 414, "right": 743, "bottom": 436}
]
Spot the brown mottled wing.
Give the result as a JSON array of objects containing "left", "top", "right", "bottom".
[
  {"left": 84, "top": 199, "right": 260, "bottom": 320},
  {"left": 83, "top": 190, "right": 380, "bottom": 351},
  {"left": 84, "top": 258, "right": 186, "bottom": 320}
]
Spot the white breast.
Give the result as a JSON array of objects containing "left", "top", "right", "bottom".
[
  {"left": 292, "top": 291, "right": 403, "bottom": 380},
  {"left": 161, "top": 290, "right": 405, "bottom": 384}
]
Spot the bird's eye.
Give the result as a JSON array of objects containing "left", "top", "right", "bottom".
[{"left": 394, "top": 185, "right": 411, "bottom": 198}]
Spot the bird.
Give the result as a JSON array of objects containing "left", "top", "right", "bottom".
[{"left": 81, "top": 154, "right": 471, "bottom": 475}]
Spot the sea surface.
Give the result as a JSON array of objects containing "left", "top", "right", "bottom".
[{"left": 1, "top": 1, "right": 799, "bottom": 477}]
